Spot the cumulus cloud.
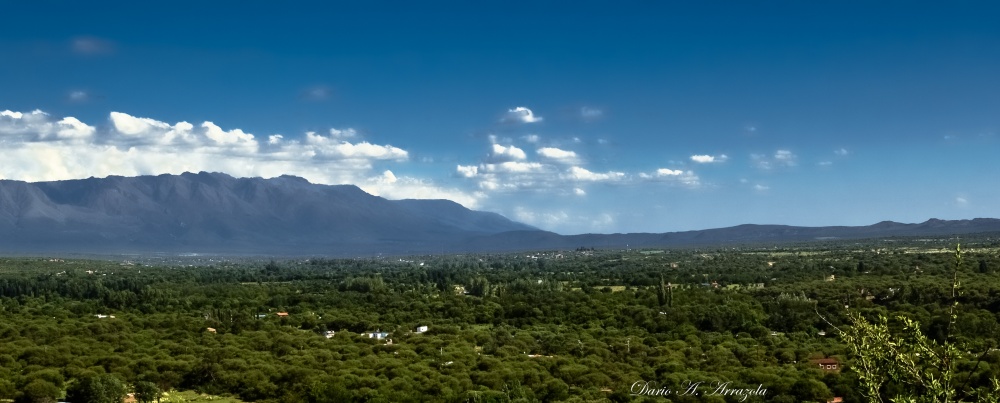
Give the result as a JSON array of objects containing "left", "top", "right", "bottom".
[
  {"left": 489, "top": 144, "right": 527, "bottom": 161},
  {"left": 654, "top": 168, "right": 683, "bottom": 176},
  {"left": 639, "top": 168, "right": 700, "bottom": 186},
  {"left": 455, "top": 139, "right": 631, "bottom": 193},
  {"left": 456, "top": 165, "right": 479, "bottom": 178},
  {"left": 774, "top": 150, "right": 796, "bottom": 164},
  {"left": 482, "top": 161, "right": 546, "bottom": 174},
  {"left": 834, "top": 148, "right": 849, "bottom": 156},
  {"left": 303, "top": 131, "right": 406, "bottom": 160},
  {"left": 1, "top": 109, "right": 96, "bottom": 141},
  {"left": 690, "top": 154, "right": 728, "bottom": 164},
  {"left": 537, "top": 147, "right": 579, "bottom": 164},
  {"left": 522, "top": 134, "right": 540, "bottom": 143},
  {"left": 574, "top": 188, "right": 586, "bottom": 196},
  {"left": 1, "top": 110, "right": 25, "bottom": 119},
  {"left": 55, "top": 117, "right": 97, "bottom": 139},
  {"left": 0, "top": 109, "right": 418, "bottom": 192},
  {"left": 363, "top": 170, "right": 482, "bottom": 208},
  {"left": 563, "top": 166, "right": 625, "bottom": 182},
  {"left": 501, "top": 106, "right": 543, "bottom": 124}
]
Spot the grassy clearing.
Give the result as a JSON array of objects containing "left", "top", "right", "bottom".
[{"left": 160, "top": 390, "right": 247, "bottom": 403}]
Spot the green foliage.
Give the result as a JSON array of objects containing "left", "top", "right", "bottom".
[
  {"left": 15, "top": 379, "right": 60, "bottom": 403},
  {"left": 66, "top": 374, "right": 127, "bottom": 403},
  {"left": 1, "top": 236, "right": 1000, "bottom": 401},
  {"left": 839, "top": 244, "right": 1000, "bottom": 402},
  {"left": 134, "top": 381, "right": 161, "bottom": 403}
]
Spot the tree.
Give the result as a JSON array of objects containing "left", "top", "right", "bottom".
[
  {"left": 66, "top": 374, "right": 127, "bottom": 403},
  {"left": 15, "top": 379, "right": 59, "bottom": 403},
  {"left": 133, "top": 381, "right": 160, "bottom": 403},
  {"left": 836, "top": 245, "right": 1000, "bottom": 402}
]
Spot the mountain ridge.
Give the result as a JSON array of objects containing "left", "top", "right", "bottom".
[{"left": 0, "top": 173, "right": 998, "bottom": 256}]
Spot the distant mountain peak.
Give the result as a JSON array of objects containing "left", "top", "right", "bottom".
[
  {"left": 0, "top": 173, "right": 536, "bottom": 255},
  {"left": 0, "top": 173, "right": 997, "bottom": 256}
]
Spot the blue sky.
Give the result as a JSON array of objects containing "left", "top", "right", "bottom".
[{"left": 2, "top": 1, "right": 999, "bottom": 234}]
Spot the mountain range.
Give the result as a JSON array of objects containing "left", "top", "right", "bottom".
[{"left": 0, "top": 172, "right": 997, "bottom": 256}]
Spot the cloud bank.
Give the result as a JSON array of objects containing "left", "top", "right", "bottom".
[{"left": 0, "top": 109, "right": 478, "bottom": 207}]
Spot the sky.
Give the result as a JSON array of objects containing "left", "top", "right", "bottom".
[{"left": 1, "top": 1, "right": 999, "bottom": 234}]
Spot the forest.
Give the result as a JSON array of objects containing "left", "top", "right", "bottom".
[{"left": 1, "top": 235, "right": 1000, "bottom": 402}]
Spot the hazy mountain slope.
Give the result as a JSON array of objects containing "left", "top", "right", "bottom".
[
  {"left": 0, "top": 173, "right": 998, "bottom": 256},
  {"left": 0, "top": 172, "right": 537, "bottom": 254}
]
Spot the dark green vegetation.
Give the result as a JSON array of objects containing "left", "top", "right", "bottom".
[{"left": 2, "top": 236, "right": 1000, "bottom": 402}]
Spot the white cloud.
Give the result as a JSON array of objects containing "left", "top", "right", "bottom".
[
  {"left": 818, "top": 161, "right": 833, "bottom": 166},
  {"left": 690, "top": 154, "right": 728, "bottom": 163},
  {"left": 379, "top": 170, "right": 397, "bottom": 184},
  {"left": 522, "top": 134, "right": 540, "bottom": 143},
  {"left": 479, "top": 180, "right": 500, "bottom": 191},
  {"left": 774, "top": 150, "right": 796, "bottom": 164},
  {"left": 658, "top": 169, "right": 684, "bottom": 176},
  {"left": 55, "top": 117, "right": 96, "bottom": 139},
  {"left": 537, "top": 147, "right": 579, "bottom": 164},
  {"left": 456, "top": 165, "right": 479, "bottom": 178},
  {"left": 834, "top": 148, "right": 849, "bottom": 156},
  {"left": 110, "top": 111, "right": 171, "bottom": 136},
  {"left": 0, "top": 109, "right": 412, "bottom": 187},
  {"left": 203, "top": 121, "right": 256, "bottom": 147},
  {"left": 1, "top": 110, "right": 25, "bottom": 119},
  {"left": 0, "top": 109, "right": 489, "bottom": 207},
  {"left": 482, "top": 161, "right": 545, "bottom": 173},
  {"left": 754, "top": 184, "right": 769, "bottom": 191},
  {"left": 304, "top": 131, "right": 407, "bottom": 160},
  {"left": 563, "top": 166, "right": 625, "bottom": 182},
  {"left": 639, "top": 168, "right": 700, "bottom": 186},
  {"left": 574, "top": 188, "right": 586, "bottom": 196},
  {"left": 490, "top": 144, "right": 527, "bottom": 161},
  {"left": 363, "top": 171, "right": 482, "bottom": 208},
  {"left": 956, "top": 196, "right": 969, "bottom": 206},
  {"left": 1, "top": 109, "right": 96, "bottom": 141},
  {"left": 501, "top": 106, "right": 543, "bottom": 124}
]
